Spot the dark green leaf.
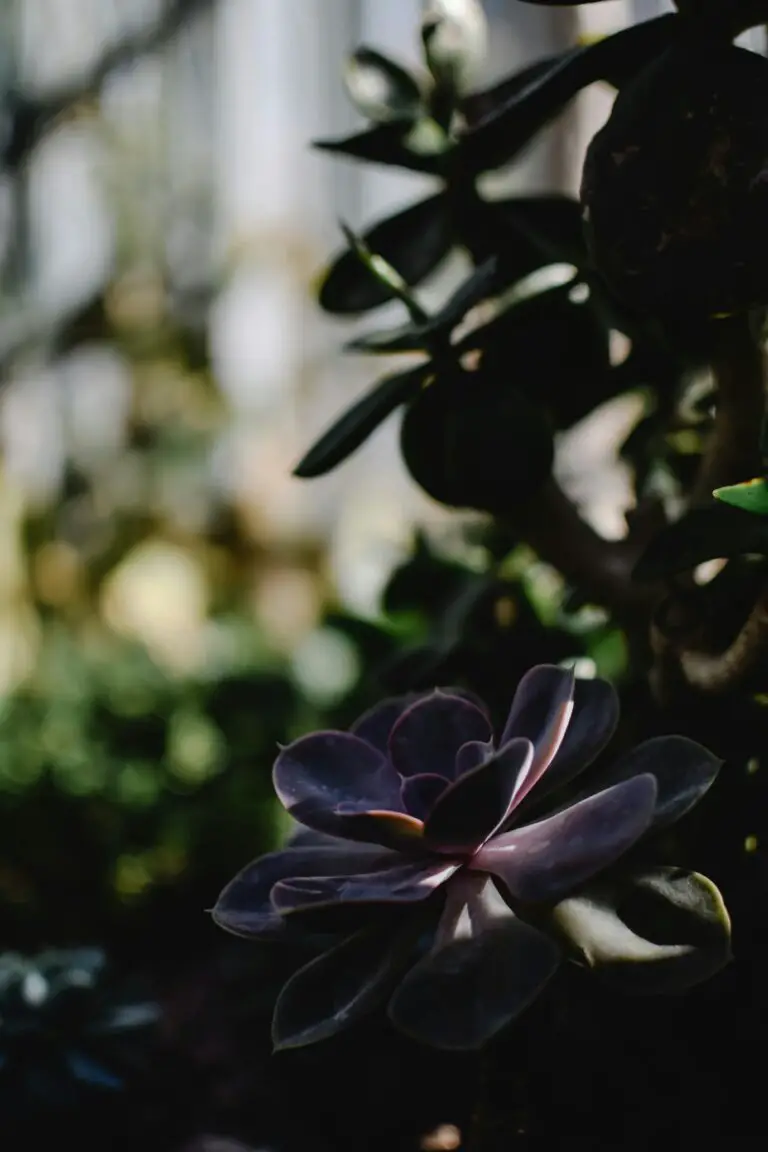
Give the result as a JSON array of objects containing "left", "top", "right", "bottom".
[
  {"left": 338, "top": 221, "right": 430, "bottom": 324},
  {"left": 400, "top": 367, "right": 554, "bottom": 512},
  {"left": 313, "top": 124, "right": 441, "bottom": 175},
  {"left": 632, "top": 505, "right": 768, "bottom": 582},
  {"left": 492, "top": 195, "right": 588, "bottom": 274},
  {"left": 319, "top": 195, "right": 452, "bottom": 315},
  {"left": 457, "top": 283, "right": 612, "bottom": 430},
  {"left": 462, "top": 54, "right": 565, "bottom": 129},
  {"left": 347, "top": 256, "right": 498, "bottom": 354},
  {"left": 294, "top": 362, "right": 430, "bottom": 478},
  {"left": 550, "top": 867, "right": 731, "bottom": 995},
  {"left": 344, "top": 47, "right": 423, "bottom": 123},
  {"left": 459, "top": 16, "right": 677, "bottom": 173},
  {"left": 383, "top": 533, "right": 476, "bottom": 617},
  {"left": 714, "top": 477, "right": 768, "bottom": 516}
]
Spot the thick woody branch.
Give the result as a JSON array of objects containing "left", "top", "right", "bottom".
[{"left": 677, "top": 583, "right": 768, "bottom": 694}]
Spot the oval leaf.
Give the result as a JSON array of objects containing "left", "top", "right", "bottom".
[
  {"left": 319, "top": 195, "right": 452, "bottom": 315},
  {"left": 272, "top": 927, "right": 408, "bottom": 1050},
  {"left": 459, "top": 16, "right": 677, "bottom": 173},
  {"left": 550, "top": 867, "right": 731, "bottom": 994},
  {"left": 294, "top": 362, "right": 429, "bottom": 479},
  {"left": 313, "top": 124, "right": 440, "bottom": 175}
]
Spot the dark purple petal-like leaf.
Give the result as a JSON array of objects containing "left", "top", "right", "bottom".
[
  {"left": 285, "top": 826, "right": 349, "bottom": 850},
  {"left": 272, "top": 926, "right": 410, "bottom": 1050},
  {"left": 316, "top": 806, "right": 426, "bottom": 850},
  {"left": 272, "top": 860, "right": 457, "bottom": 917},
  {"left": 425, "top": 738, "right": 534, "bottom": 853},
  {"left": 455, "top": 739, "right": 492, "bottom": 778},
  {"left": 594, "top": 736, "right": 721, "bottom": 830},
  {"left": 388, "top": 691, "right": 493, "bottom": 781},
  {"left": 388, "top": 874, "right": 560, "bottom": 1050},
  {"left": 212, "top": 844, "right": 392, "bottom": 939},
  {"left": 475, "top": 774, "right": 657, "bottom": 904},
  {"left": 351, "top": 694, "right": 419, "bottom": 755},
  {"left": 402, "top": 773, "right": 450, "bottom": 820},
  {"left": 274, "top": 731, "right": 403, "bottom": 819},
  {"left": 520, "top": 677, "right": 620, "bottom": 810},
  {"left": 501, "top": 664, "right": 574, "bottom": 747},
  {"left": 501, "top": 666, "right": 575, "bottom": 809},
  {"left": 549, "top": 867, "right": 731, "bottom": 994}
]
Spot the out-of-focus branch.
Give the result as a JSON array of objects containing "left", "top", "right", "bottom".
[
  {"left": 2, "top": 0, "right": 216, "bottom": 171},
  {"left": 689, "top": 313, "right": 766, "bottom": 507},
  {"left": 508, "top": 479, "right": 653, "bottom": 616}
]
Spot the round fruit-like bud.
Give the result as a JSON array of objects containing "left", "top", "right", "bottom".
[
  {"left": 581, "top": 41, "right": 768, "bottom": 321},
  {"left": 421, "top": 0, "right": 488, "bottom": 97},
  {"left": 343, "top": 48, "right": 423, "bottom": 124}
]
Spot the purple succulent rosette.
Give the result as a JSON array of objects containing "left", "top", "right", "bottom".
[{"left": 214, "top": 665, "right": 731, "bottom": 1051}]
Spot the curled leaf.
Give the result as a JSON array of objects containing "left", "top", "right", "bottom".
[{"left": 550, "top": 867, "right": 731, "bottom": 994}]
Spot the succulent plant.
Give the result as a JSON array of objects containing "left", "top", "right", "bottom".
[
  {"left": 214, "top": 666, "right": 731, "bottom": 1052},
  {"left": 0, "top": 947, "right": 158, "bottom": 1109}
]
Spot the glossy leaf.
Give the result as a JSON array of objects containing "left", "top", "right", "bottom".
[
  {"left": 400, "top": 368, "right": 554, "bottom": 514},
  {"left": 456, "top": 283, "right": 613, "bottom": 431},
  {"left": 350, "top": 693, "right": 421, "bottom": 755},
  {"left": 424, "top": 737, "right": 533, "bottom": 852},
  {"left": 274, "top": 731, "right": 401, "bottom": 814},
  {"left": 596, "top": 735, "right": 721, "bottom": 830},
  {"left": 272, "top": 927, "right": 408, "bottom": 1050},
  {"left": 318, "top": 195, "right": 452, "bottom": 315},
  {"left": 211, "top": 843, "right": 392, "bottom": 939},
  {"left": 501, "top": 665, "right": 575, "bottom": 800},
  {"left": 519, "top": 677, "right": 620, "bottom": 812},
  {"left": 272, "top": 860, "right": 457, "bottom": 917},
  {"left": 459, "top": 16, "right": 677, "bottom": 173},
  {"left": 476, "top": 775, "right": 657, "bottom": 904},
  {"left": 714, "top": 477, "right": 768, "bottom": 516},
  {"left": 550, "top": 868, "right": 731, "bottom": 994},
  {"left": 492, "top": 195, "right": 588, "bottom": 275},
  {"left": 388, "top": 874, "right": 560, "bottom": 1049},
  {"left": 388, "top": 690, "right": 492, "bottom": 781},
  {"left": 401, "top": 773, "right": 450, "bottom": 819},
  {"left": 293, "top": 361, "right": 429, "bottom": 479}
]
